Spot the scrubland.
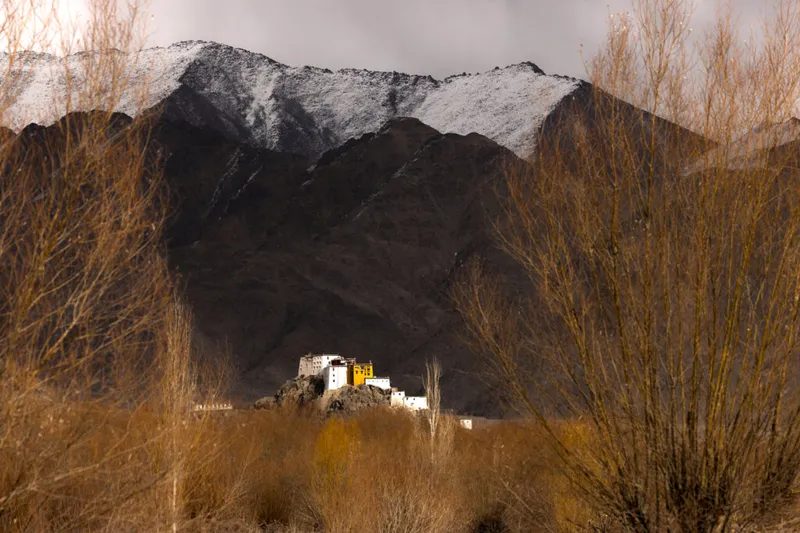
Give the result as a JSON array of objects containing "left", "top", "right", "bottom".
[
  {"left": 4, "top": 0, "right": 800, "bottom": 531},
  {"left": 0, "top": 400, "right": 601, "bottom": 533}
]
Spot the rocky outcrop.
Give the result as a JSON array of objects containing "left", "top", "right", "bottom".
[
  {"left": 325, "top": 385, "right": 390, "bottom": 415},
  {"left": 253, "top": 396, "right": 276, "bottom": 410},
  {"left": 272, "top": 376, "right": 325, "bottom": 407},
  {"left": 253, "top": 376, "right": 392, "bottom": 416}
]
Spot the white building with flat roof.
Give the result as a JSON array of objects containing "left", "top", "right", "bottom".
[
  {"left": 402, "top": 396, "right": 428, "bottom": 411},
  {"left": 296, "top": 355, "right": 430, "bottom": 408},
  {"left": 364, "top": 377, "right": 391, "bottom": 390},
  {"left": 298, "top": 354, "right": 343, "bottom": 377},
  {"left": 389, "top": 390, "right": 428, "bottom": 411},
  {"left": 390, "top": 390, "right": 406, "bottom": 407},
  {"left": 322, "top": 364, "right": 348, "bottom": 391},
  {"left": 192, "top": 402, "right": 233, "bottom": 412}
]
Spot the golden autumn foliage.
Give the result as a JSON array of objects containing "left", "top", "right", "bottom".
[
  {"left": 307, "top": 417, "right": 363, "bottom": 531},
  {"left": 174, "top": 407, "right": 577, "bottom": 533}
]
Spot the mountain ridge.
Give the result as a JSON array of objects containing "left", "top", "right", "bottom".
[{"left": 1, "top": 40, "right": 579, "bottom": 159}]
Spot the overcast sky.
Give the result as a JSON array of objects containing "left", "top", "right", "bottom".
[{"left": 139, "top": 1, "right": 765, "bottom": 79}]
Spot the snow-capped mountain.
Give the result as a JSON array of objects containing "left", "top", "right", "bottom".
[
  {"left": 1, "top": 44, "right": 714, "bottom": 416},
  {"left": 1, "top": 40, "right": 580, "bottom": 159}
]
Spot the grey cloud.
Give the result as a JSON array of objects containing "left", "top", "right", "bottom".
[{"left": 145, "top": 0, "right": 768, "bottom": 79}]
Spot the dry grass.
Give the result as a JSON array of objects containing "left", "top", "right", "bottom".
[
  {"left": 166, "top": 407, "right": 575, "bottom": 533},
  {"left": 0, "top": 400, "right": 579, "bottom": 532},
  {"left": 19, "top": 396, "right": 572, "bottom": 533}
]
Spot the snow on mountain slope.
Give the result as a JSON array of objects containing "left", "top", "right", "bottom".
[
  {"left": 1, "top": 44, "right": 192, "bottom": 128},
  {"left": 415, "top": 64, "right": 577, "bottom": 162},
  {"left": 0, "top": 40, "right": 580, "bottom": 158},
  {"left": 688, "top": 117, "right": 800, "bottom": 171}
]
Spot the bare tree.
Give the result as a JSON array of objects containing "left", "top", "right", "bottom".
[
  {"left": 425, "top": 358, "right": 443, "bottom": 441},
  {"left": 0, "top": 2, "right": 218, "bottom": 530},
  {"left": 162, "top": 297, "right": 195, "bottom": 533},
  {"left": 457, "top": 1, "right": 800, "bottom": 531},
  {"left": 424, "top": 358, "right": 454, "bottom": 467}
]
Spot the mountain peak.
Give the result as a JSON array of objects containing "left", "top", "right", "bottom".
[{"left": 508, "top": 61, "right": 546, "bottom": 75}]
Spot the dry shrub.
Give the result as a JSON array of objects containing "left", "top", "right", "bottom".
[
  {"left": 244, "top": 410, "right": 319, "bottom": 527},
  {"left": 547, "top": 420, "right": 602, "bottom": 532},
  {"left": 455, "top": 421, "right": 562, "bottom": 533},
  {"left": 0, "top": 400, "right": 232, "bottom": 532},
  {"left": 304, "top": 416, "right": 364, "bottom": 532},
  {"left": 355, "top": 408, "right": 465, "bottom": 533},
  {"left": 179, "top": 408, "right": 320, "bottom": 530},
  {"left": 423, "top": 357, "right": 456, "bottom": 467},
  {"left": 29, "top": 402, "right": 564, "bottom": 533}
]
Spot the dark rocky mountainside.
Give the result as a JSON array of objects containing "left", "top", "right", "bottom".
[
  {"left": 165, "top": 91, "right": 707, "bottom": 417},
  {"left": 167, "top": 116, "right": 521, "bottom": 416},
  {"left": 5, "top": 108, "right": 521, "bottom": 416},
  {"left": 6, "top": 48, "right": 715, "bottom": 416}
]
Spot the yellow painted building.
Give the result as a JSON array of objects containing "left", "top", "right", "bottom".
[{"left": 347, "top": 361, "right": 374, "bottom": 386}]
